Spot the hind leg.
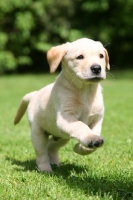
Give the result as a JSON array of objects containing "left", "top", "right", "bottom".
[
  {"left": 31, "top": 124, "right": 52, "bottom": 172},
  {"left": 73, "top": 143, "right": 96, "bottom": 155},
  {"left": 48, "top": 137, "right": 69, "bottom": 165}
]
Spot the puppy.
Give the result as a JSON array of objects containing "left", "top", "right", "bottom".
[{"left": 14, "top": 38, "right": 110, "bottom": 172}]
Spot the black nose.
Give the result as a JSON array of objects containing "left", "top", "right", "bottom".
[{"left": 91, "top": 65, "right": 101, "bottom": 75}]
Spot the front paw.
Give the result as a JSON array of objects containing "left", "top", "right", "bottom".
[{"left": 80, "top": 134, "right": 104, "bottom": 148}]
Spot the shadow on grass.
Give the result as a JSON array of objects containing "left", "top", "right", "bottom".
[
  {"left": 6, "top": 156, "right": 37, "bottom": 171},
  {"left": 56, "top": 164, "right": 133, "bottom": 200},
  {"left": 6, "top": 156, "right": 133, "bottom": 200},
  {"left": 55, "top": 164, "right": 133, "bottom": 200}
]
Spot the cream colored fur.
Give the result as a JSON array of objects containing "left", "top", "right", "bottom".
[{"left": 14, "top": 38, "right": 110, "bottom": 172}]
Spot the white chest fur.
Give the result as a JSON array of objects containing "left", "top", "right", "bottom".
[{"left": 73, "top": 83, "right": 104, "bottom": 125}]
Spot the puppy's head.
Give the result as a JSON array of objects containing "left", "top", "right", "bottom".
[{"left": 47, "top": 38, "right": 110, "bottom": 83}]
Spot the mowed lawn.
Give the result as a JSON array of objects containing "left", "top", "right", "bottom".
[{"left": 0, "top": 71, "right": 133, "bottom": 200}]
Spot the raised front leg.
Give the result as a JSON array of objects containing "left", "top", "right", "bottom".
[
  {"left": 57, "top": 112, "right": 104, "bottom": 149},
  {"left": 73, "top": 117, "right": 104, "bottom": 155}
]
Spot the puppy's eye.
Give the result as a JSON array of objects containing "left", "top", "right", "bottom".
[
  {"left": 76, "top": 55, "right": 84, "bottom": 59},
  {"left": 100, "top": 54, "right": 104, "bottom": 58}
]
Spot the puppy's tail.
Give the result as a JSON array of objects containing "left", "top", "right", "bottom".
[{"left": 14, "top": 91, "right": 37, "bottom": 125}]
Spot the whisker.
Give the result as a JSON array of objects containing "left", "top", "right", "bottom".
[
  {"left": 71, "top": 76, "right": 76, "bottom": 83},
  {"left": 69, "top": 73, "right": 76, "bottom": 83},
  {"left": 106, "top": 71, "right": 115, "bottom": 80},
  {"left": 70, "top": 73, "right": 74, "bottom": 77},
  {"left": 104, "top": 43, "right": 111, "bottom": 47}
]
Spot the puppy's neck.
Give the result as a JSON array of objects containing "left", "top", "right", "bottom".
[{"left": 59, "top": 70, "right": 83, "bottom": 89}]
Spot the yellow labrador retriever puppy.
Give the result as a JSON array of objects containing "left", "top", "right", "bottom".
[{"left": 14, "top": 38, "right": 110, "bottom": 172}]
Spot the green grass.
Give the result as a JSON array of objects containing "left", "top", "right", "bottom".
[{"left": 0, "top": 71, "right": 133, "bottom": 200}]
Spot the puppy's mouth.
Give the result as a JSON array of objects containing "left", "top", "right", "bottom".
[
  {"left": 88, "top": 77, "right": 104, "bottom": 82},
  {"left": 82, "top": 76, "right": 104, "bottom": 82},
  {"left": 76, "top": 73, "right": 105, "bottom": 83}
]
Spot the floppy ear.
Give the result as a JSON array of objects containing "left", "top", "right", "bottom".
[
  {"left": 47, "top": 44, "right": 67, "bottom": 73},
  {"left": 104, "top": 49, "right": 110, "bottom": 70}
]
